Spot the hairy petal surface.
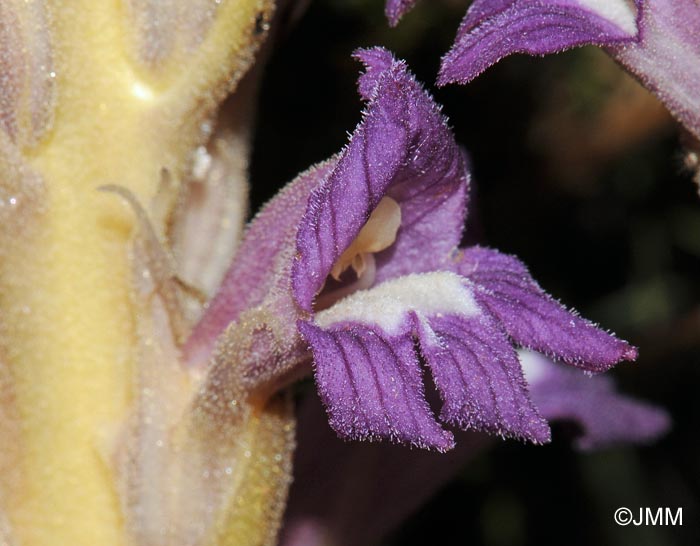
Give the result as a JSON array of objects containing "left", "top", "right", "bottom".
[
  {"left": 301, "top": 272, "right": 548, "bottom": 450},
  {"left": 522, "top": 350, "right": 670, "bottom": 449},
  {"left": 417, "top": 312, "right": 550, "bottom": 443},
  {"left": 279, "top": 350, "right": 668, "bottom": 546},
  {"left": 455, "top": 246, "right": 637, "bottom": 371},
  {"left": 434, "top": 0, "right": 700, "bottom": 139},
  {"left": 299, "top": 320, "right": 454, "bottom": 451},
  {"left": 289, "top": 49, "right": 639, "bottom": 452},
  {"left": 185, "top": 160, "right": 336, "bottom": 365},
  {"left": 610, "top": 0, "right": 700, "bottom": 139},
  {"left": 293, "top": 47, "right": 467, "bottom": 311},
  {"left": 438, "top": 0, "right": 639, "bottom": 85}
]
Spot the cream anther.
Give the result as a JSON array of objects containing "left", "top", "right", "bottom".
[{"left": 330, "top": 196, "right": 401, "bottom": 280}]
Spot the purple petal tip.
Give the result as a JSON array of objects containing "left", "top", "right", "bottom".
[
  {"left": 438, "top": 0, "right": 639, "bottom": 87},
  {"left": 456, "top": 246, "right": 639, "bottom": 373},
  {"left": 353, "top": 47, "right": 397, "bottom": 100},
  {"left": 623, "top": 345, "right": 639, "bottom": 362}
]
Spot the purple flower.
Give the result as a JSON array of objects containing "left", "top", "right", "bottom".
[
  {"left": 280, "top": 350, "right": 668, "bottom": 546},
  {"left": 185, "top": 47, "right": 649, "bottom": 454},
  {"left": 520, "top": 350, "right": 669, "bottom": 450},
  {"left": 388, "top": 0, "right": 700, "bottom": 140}
]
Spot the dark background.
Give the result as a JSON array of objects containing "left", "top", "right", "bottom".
[{"left": 248, "top": 1, "right": 700, "bottom": 544}]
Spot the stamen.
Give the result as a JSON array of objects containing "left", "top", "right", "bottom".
[
  {"left": 315, "top": 253, "right": 376, "bottom": 311},
  {"left": 330, "top": 196, "right": 401, "bottom": 280}
]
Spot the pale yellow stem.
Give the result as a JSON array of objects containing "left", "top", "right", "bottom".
[{"left": 0, "top": 1, "right": 275, "bottom": 544}]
